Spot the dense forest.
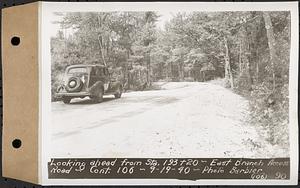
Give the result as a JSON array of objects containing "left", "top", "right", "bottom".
[{"left": 51, "top": 11, "right": 290, "bottom": 150}]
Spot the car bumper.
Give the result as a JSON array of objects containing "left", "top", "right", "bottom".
[{"left": 55, "top": 92, "right": 91, "bottom": 98}]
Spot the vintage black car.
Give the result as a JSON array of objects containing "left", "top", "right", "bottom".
[{"left": 56, "top": 64, "right": 123, "bottom": 104}]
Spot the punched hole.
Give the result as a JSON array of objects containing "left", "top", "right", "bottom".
[
  {"left": 11, "top": 36, "right": 20, "bottom": 46},
  {"left": 12, "top": 139, "right": 22, "bottom": 148}
]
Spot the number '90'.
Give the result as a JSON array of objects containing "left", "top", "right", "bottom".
[{"left": 275, "top": 172, "right": 287, "bottom": 179}]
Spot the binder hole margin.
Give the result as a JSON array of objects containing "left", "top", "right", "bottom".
[
  {"left": 11, "top": 36, "right": 20, "bottom": 46},
  {"left": 12, "top": 139, "right": 22, "bottom": 148}
]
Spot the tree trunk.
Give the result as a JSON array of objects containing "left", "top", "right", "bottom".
[
  {"left": 239, "top": 40, "right": 242, "bottom": 73},
  {"left": 256, "top": 47, "right": 260, "bottom": 82},
  {"left": 166, "top": 63, "right": 169, "bottom": 80},
  {"left": 238, "top": 25, "right": 252, "bottom": 90},
  {"left": 97, "top": 35, "right": 107, "bottom": 66},
  {"left": 146, "top": 50, "right": 151, "bottom": 86},
  {"left": 96, "top": 14, "right": 108, "bottom": 67},
  {"left": 178, "top": 63, "right": 184, "bottom": 81},
  {"left": 169, "top": 62, "right": 173, "bottom": 80},
  {"left": 223, "top": 36, "right": 234, "bottom": 89},
  {"left": 263, "top": 12, "right": 277, "bottom": 90},
  {"left": 126, "top": 49, "right": 131, "bottom": 89}
]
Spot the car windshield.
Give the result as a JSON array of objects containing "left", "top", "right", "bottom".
[{"left": 68, "top": 67, "right": 88, "bottom": 74}]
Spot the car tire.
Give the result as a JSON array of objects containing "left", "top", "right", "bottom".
[
  {"left": 62, "top": 97, "right": 71, "bottom": 104},
  {"left": 114, "top": 86, "right": 122, "bottom": 99},
  {"left": 92, "top": 88, "right": 103, "bottom": 103}
]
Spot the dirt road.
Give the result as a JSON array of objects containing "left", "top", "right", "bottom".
[{"left": 51, "top": 82, "right": 283, "bottom": 158}]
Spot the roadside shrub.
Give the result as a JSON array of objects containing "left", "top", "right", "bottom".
[
  {"left": 248, "top": 82, "right": 289, "bottom": 149},
  {"left": 236, "top": 72, "right": 252, "bottom": 92}
]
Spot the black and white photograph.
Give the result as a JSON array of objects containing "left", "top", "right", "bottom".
[
  {"left": 39, "top": 2, "right": 298, "bottom": 185},
  {"left": 50, "top": 7, "right": 291, "bottom": 158}
]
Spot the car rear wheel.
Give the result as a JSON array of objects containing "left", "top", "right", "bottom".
[
  {"left": 92, "top": 88, "right": 103, "bottom": 103},
  {"left": 114, "top": 86, "right": 122, "bottom": 98},
  {"left": 62, "top": 97, "right": 71, "bottom": 104}
]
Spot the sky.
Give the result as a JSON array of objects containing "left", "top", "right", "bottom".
[{"left": 157, "top": 12, "right": 173, "bottom": 30}]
